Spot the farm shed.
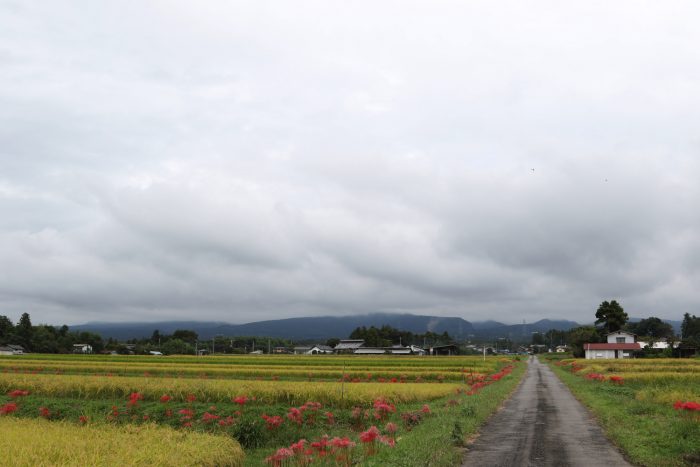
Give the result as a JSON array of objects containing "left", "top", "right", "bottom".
[
  {"left": 334, "top": 339, "right": 365, "bottom": 353},
  {"left": 431, "top": 344, "right": 459, "bottom": 356}
]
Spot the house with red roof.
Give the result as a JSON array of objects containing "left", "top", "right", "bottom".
[{"left": 584, "top": 331, "right": 641, "bottom": 359}]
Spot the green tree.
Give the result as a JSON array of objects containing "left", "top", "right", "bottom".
[
  {"left": 595, "top": 300, "right": 628, "bottom": 334},
  {"left": 0, "top": 315, "right": 13, "bottom": 340},
  {"left": 16, "top": 312, "right": 34, "bottom": 348},
  {"left": 681, "top": 313, "right": 700, "bottom": 340},
  {"left": 161, "top": 338, "right": 195, "bottom": 355},
  {"left": 627, "top": 317, "right": 674, "bottom": 342},
  {"left": 568, "top": 326, "right": 600, "bottom": 358},
  {"left": 172, "top": 329, "right": 198, "bottom": 344}
]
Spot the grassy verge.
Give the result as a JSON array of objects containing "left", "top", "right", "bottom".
[{"left": 546, "top": 360, "right": 700, "bottom": 467}]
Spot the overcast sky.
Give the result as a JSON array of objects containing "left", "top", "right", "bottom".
[{"left": 1, "top": 1, "right": 699, "bottom": 326}]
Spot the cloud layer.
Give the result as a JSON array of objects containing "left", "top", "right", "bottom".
[{"left": 1, "top": 1, "right": 699, "bottom": 325}]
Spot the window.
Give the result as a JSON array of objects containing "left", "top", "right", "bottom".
[{"left": 616, "top": 337, "right": 625, "bottom": 343}]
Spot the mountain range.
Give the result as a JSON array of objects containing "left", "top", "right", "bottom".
[{"left": 71, "top": 313, "right": 583, "bottom": 342}]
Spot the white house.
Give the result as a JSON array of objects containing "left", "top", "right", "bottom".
[
  {"left": 584, "top": 331, "right": 640, "bottom": 359},
  {"left": 73, "top": 344, "right": 93, "bottom": 354},
  {"left": 636, "top": 338, "right": 678, "bottom": 350}
]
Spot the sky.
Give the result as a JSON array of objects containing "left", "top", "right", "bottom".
[{"left": 1, "top": 1, "right": 699, "bottom": 326}]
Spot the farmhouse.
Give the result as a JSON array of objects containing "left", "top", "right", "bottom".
[
  {"left": 2, "top": 344, "right": 25, "bottom": 355},
  {"left": 584, "top": 331, "right": 641, "bottom": 359}
]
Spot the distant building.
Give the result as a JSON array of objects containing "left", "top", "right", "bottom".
[
  {"left": 334, "top": 339, "right": 365, "bottom": 353},
  {"left": 430, "top": 344, "right": 459, "bottom": 356},
  {"left": 294, "top": 345, "right": 334, "bottom": 355},
  {"left": 584, "top": 331, "right": 640, "bottom": 359},
  {"left": 73, "top": 344, "right": 93, "bottom": 354}
]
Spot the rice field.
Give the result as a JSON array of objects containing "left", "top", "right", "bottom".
[
  {"left": 0, "top": 417, "right": 245, "bottom": 467},
  {"left": 0, "top": 354, "right": 523, "bottom": 466}
]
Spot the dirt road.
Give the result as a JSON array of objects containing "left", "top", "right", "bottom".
[{"left": 462, "top": 356, "right": 632, "bottom": 467}]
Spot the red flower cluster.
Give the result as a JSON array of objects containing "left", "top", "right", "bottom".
[
  {"left": 287, "top": 401, "right": 323, "bottom": 426},
  {"left": 584, "top": 373, "right": 606, "bottom": 382},
  {"left": 0, "top": 402, "right": 18, "bottom": 415},
  {"left": 39, "top": 407, "right": 51, "bottom": 418},
  {"left": 7, "top": 389, "right": 30, "bottom": 398},
  {"left": 232, "top": 395, "right": 248, "bottom": 406},
  {"left": 359, "top": 425, "right": 396, "bottom": 453},
  {"left": 265, "top": 435, "right": 356, "bottom": 466},
  {"left": 608, "top": 375, "right": 624, "bottom": 385},
  {"left": 127, "top": 392, "right": 144, "bottom": 407},
  {"left": 201, "top": 412, "right": 220, "bottom": 423},
  {"left": 159, "top": 394, "right": 171, "bottom": 403},
  {"left": 262, "top": 414, "right": 284, "bottom": 430},
  {"left": 673, "top": 401, "right": 700, "bottom": 411},
  {"left": 372, "top": 399, "right": 396, "bottom": 421}
]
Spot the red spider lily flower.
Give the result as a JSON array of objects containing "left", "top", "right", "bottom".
[
  {"left": 127, "top": 392, "right": 144, "bottom": 407},
  {"left": 290, "top": 439, "right": 307, "bottom": 454},
  {"left": 324, "top": 411, "right": 335, "bottom": 425},
  {"left": 420, "top": 404, "right": 431, "bottom": 414},
  {"left": 287, "top": 407, "right": 303, "bottom": 425},
  {"left": 185, "top": 393, "right": 197, "bottom": 403},
  {"left": 178, "top": 408, "right": 194, "bottom": 420},
  {"left": 265, "top": 447, "right": 294, "bottom": 466},
  {"left": 674, "top": 401, "right": 700, "bottom": 411},
  {"left": 385, "top": 422, "right": 398, "bottom": 434},
  {"left": 143, "top": 415, "right": 150, "bottom": 421},
  {"left": 79, "top": 415, "right": 89, "bottom": 424},
  {"left": 7, "top": 389, "right": 30, "bottom": 398},
  {"left": 201, "top": 412, "right": 220, "bottom": 423},
  {"left": 331, "top": 437, "right": 356, "bottom": 449},
  {"left": 372, "top": 399, "right": 396, "bottom": 421},
  {"left": 159, "top": 394, "right": 171, "bottom": 403},
  {"left": 218, "top": 416, "right": 235, "bottom": 427},
  {"left": 379, "top": 435, "right": 396, "bottom": 447},
  {"left": 232, "top": 395, "right": 248, "bottom": 406},
  {"left": 0, "top": 402, "right": 18, "bottom": 415},
  {"left": 262, "top": 414, "right": 284, "bottom": 430},
  {"left": 608, "top": 376, "right": 624, "bottom": 385},
  {"left": 39, "top": 407, "right": 51, "bottom": 418},
  {"left": 360, "top": 426, "right": 380, "bottom": 443}
]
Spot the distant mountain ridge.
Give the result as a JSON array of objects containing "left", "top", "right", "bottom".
[
  {"left": 71, "top": 314, "right": 682, "bottom": 341},
  {"left": 72, "top": 313, "right": 477, "bottom": 341}
]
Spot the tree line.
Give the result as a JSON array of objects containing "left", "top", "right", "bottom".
[
  {"left": 348, "top": 325, "right": 453, "bottom": 348},
  {"left": 0, "top": 313, "right": 104, "bottom": 353},
  {"left": 554, "top": 300, "right": 700, "bottom": 357}
]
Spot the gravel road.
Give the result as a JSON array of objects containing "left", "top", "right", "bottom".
[{"left": 462, "top": 356, "right": 632, "bottom": 467}]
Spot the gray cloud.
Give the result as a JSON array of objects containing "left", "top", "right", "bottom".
[{"left": 1, "top": 1, "right": 699, "bottom": 325}]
